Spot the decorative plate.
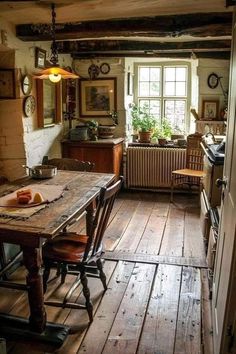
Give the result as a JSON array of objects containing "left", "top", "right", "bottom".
[
  {"left": 207, "top": 73, "right": 219, "bottom": 89},
  {"left": 100, "top": 62, "right": 110, "bottom": 75},
  {"left": 22, "top": 74, "right": 32, "bottom": 95},
  {"left": 23, "top": 95, "right": 36, "bottom": 117}
]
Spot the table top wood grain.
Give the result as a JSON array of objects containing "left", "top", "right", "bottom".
[{"left": 0, "top": 171, "right": 115, "bottom": 246}]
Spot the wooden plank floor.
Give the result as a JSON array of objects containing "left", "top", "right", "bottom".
[{"left": 1, "top": 191, "right": 213, "bottom": 354}]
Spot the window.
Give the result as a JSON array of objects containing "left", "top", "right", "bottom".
[{"left": 135, "top": 63, "right": 190, "bottom": 133}]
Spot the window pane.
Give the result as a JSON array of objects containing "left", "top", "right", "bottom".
[
  {"left": 165, "top": 82, "right": 175, "bottom": 96},
  {"left": 165, "top": 67, "right": 175, "bottom": 81},
  {"left": 164, "top": 100, "right": 186, "bottom": 132},
  {"left": 150, "top": 100, "right": 161, "bottom": 118},
  {"left": 139, "top": 67, "right": 149, "bottom": 81},
  {"left": 139, "top": 99, "right": 150, "bottom": 109},
  {"left": 139, "top": 82, "right": 149, "bottom": 96},
  {"left": 150, "top": 68, "right": 160, "bottom": 81},
  {"left": 176, "top": 82, "right": 186, "bottom": 96},
  {"left": 176, "top": 67, "right": 186, "bottom": 81},
  {"left": 150, "top": 81, "right": 160, "bottom": 96}
]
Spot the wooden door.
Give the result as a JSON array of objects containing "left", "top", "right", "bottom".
[{"left": 212, "top": 12, "right": 236, "bottom": 354}]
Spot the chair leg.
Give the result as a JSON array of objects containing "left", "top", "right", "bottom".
[
  {"left": 60, "top": 263, "right": 68, "bottom": 284},
  {"left": 43, "top": 263, "right": 51, "bottom": 293},
  {"left": 96, "top": 258, "right": 107, "bottom": 290},
  {"left": 170, "top": 174, "right": 174, "bottom": 203},
  {"left": 56, "top": 263, "right": 61, "bottom": 277},
  {"left": 80, "top": 270, "right": 93, "bottom": 322}
]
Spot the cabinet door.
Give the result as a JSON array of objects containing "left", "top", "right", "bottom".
[{"left": 83, "top": 148, "right": 113, "bottom": 173}]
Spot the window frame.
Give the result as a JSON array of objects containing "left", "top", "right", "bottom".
[{"left": 134, "top": 61, "right": 191, "bottom": 133}]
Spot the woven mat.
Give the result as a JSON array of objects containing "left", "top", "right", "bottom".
[{"left": 0, "top": 184, "right": 64, "bottom": 218}]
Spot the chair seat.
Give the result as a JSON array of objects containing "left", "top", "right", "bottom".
[
  {"left": 43, "top": 234, "right": 88, "bottom": 263},
  {"left": 172, "top": 168, "right": 205, "bottom": 178}
]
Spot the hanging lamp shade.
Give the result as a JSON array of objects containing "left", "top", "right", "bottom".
[
  {"left": 34, "top": 67, "right": 79, "bottom": 82},
  {"left": 33, "top": 3, "right": 79, "bottom": 83}
]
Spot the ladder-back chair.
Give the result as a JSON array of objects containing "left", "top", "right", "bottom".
[
  {"left": 42, "top": 177, "right": 123, "bottom": 323},
  {"left": 171, "top": 133, "right": 205, "bottom": 202},
  {"left": 42, "top": 156, "right": 94, "bottom": 172}
]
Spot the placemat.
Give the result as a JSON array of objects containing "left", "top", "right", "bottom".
[{"left": 0, "top": 184, "right": 65, "bottom": 218}]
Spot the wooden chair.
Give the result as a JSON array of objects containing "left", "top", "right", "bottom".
[
  {"left": 42, "top": 177, "right": 123, "bottom": 322},
  {"left": 42, "top": 156, "right": 94, "bottom": 172},
  {"left": 171, "top": 132, "right": 205, "bottom": 202}
]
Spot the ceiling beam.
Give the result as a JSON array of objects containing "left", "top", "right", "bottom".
[
  {"left": 16, "top": 12, "right": 232, "bottom": 41},
  {"left": 56, "top": 39, "right": 231, "bottom": 60},
  {"left": 57, "top": 39, "right": 231, "bottom": 53},
  {"left": 71, "top": 52, "right": 230, "bottom": 59}
]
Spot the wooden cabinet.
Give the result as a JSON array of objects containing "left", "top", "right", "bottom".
[{"left": 61, "top": 138, "right": 124, "bottom": 176}]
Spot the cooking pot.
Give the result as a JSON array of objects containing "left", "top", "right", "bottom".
[{"left": 25, "top": 165, "right": 57, "bottom": 179}]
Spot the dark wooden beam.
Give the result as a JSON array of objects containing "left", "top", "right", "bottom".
[
  {"left": 71, "top": 52, "right": 230, "bottom": 60},
  {"left": 226, "top": 0, "right": 236, "bottom": 6},
  {"left": 57, "top": 39, "right": 231, "bottom": 54},
  {"left": 16, "top": 12, "right": 232, "bottom": 41}
]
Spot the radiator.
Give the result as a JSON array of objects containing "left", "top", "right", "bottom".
[{"left": 126, "top": 147, "right": 186, "bottom": 188}]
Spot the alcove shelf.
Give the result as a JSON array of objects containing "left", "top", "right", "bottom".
[{"left": 196, "top": 120, "right": 226, "bottom": 135}]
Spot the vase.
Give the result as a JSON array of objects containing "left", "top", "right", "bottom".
[{"left": 139, "top": 131, "right": 152, "bottom": 143}]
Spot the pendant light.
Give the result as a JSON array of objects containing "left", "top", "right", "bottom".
[{"left": 34, "top": 3, "right": 79, "bottom": 83}]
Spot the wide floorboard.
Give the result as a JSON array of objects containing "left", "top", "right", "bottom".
[{"left": 1, "top": 191, "right": 213, "bottom": 354}]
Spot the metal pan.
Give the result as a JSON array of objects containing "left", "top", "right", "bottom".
[{"left": 24, "top": 165, "right": 57, "bottom": 179}]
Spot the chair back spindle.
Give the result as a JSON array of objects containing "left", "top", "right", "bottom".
[{"left": 82, "top": 178, "right": 122, "bottom": 262}]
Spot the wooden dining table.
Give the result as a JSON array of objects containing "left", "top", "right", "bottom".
[{"left": 0, "top": 170, "right": 116, "bottom": 345}]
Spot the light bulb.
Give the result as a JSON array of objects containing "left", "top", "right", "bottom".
[{"left": 49, "top": 73, "right": 61, "bottom": 83}]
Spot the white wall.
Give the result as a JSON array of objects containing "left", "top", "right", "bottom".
[
  {"left": 198, "top": 58, "right": 229, "bottom": 118},
  {"left": 72, "top": 58, "right": 126, "bottom": 139},
  {"left": 0, "top": 16, "right": 72, "bottom": 180}
]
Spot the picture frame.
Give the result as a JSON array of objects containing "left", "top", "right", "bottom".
[
  {"left": 78, "top": 78, "right": 117, "bottom": 118},
  {"left": 35, "top": 47, "right": 46, "bottom": 69},
  {"left": 127, "top": 72, "right": 133, "bottom": 96},
  {"left": 36, "top": 80, "right": 62, "bottom": 128},
  {"left": 202, "top": 100, "right": 219, "bottom": 120}
]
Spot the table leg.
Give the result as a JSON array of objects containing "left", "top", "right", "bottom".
[{"left": 22, "top": 246, "right": 46, "bottom": 333}]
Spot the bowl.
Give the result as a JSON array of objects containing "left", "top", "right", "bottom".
[
  {"left": 26, "top": 165, "right": 57, "bottom": 179},
  {"left": 98, "top": 125, "right": 116, "bottom": 139}
]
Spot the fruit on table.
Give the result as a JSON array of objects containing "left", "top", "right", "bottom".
[
  {"left": 33, "top": 192, "right": 44, "bottom": 203},
  {"left": 17, "top": 189, "right": 32, "bottom": 204},
  {"left": 18, "top": 195, "right": 31, "bottom": 204}
]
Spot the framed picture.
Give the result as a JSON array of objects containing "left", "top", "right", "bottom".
[
  {"left": 127, "top": 72, "right": 133, "bottom": 95},
  {"left": 202, "top": 100, "right": 219, "bottom": 120},
  {"left": 79, "top": 78, "right": 117, "bottom": 118},
  {"left": 36, "top": 80, "right": 62, "bottom": 128},
  {"left": 35, "top": 47, "right": 46, "bottom": 69}
]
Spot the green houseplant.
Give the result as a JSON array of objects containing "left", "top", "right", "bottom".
[
  {"left": 152, "top": 117, "right": 172, "bottom": 145},
  {"left": 130, "top": 104, "right": 157, "bottom": 143}
]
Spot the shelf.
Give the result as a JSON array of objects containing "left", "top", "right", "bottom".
[{"left": 197, "top": 120, "right": 225, "bottom": 124}]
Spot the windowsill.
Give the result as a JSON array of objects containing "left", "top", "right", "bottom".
[{"left": 128, "top": 142, "right": 186, "bottom": 148}]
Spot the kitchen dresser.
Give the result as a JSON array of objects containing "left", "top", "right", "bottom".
[{"left": 61, "top": 138, "right": 124, "bottom": 176}]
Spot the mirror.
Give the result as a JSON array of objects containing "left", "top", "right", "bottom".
[{"left": 36, "top": 80, "right": 62, "bottom": 128}]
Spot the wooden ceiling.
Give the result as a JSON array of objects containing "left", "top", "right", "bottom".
[{"left": 0, "top": 0, "right": 234, "bottom": 59}]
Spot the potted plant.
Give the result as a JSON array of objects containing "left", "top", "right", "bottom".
[
  {"left": 130, "top": 104, "right": 156, "bottom": 143},
  {"left": 152, "top": 117, "right": 172, "bottom": 145}
]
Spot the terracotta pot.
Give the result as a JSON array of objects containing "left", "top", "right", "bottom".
[
  {"left": 158, "top": 138, "right": 167, "bottom": 146},
  {"left": 139, "top": 131, "right": 152, "bottom": 143},
  {"left": 98, "top": 125, "right": 116, "bottom": 139}
]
